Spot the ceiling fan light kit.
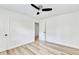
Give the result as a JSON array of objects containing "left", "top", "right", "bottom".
[{"left": 37, "top": 12, "right": 40, "bottom": 15}]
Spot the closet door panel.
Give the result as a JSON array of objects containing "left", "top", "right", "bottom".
[{"left": 0, "top": 14, "right": 9, "bottom": 52}]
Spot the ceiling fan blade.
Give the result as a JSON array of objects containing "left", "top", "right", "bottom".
[
  {"left": 31, "top": 4, "right": 40, "bottom": 10},
  {"left": 42, "top": 8, "right": 52, "bottom": 11}
]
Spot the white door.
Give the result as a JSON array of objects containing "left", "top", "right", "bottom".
[
  {"left": 8, "top": 15, "right": 34, "bottom": 49},
  {"left": 0, "top": 13, "right": 9, "bottom": 52},
  {"left": 40, "top": 22, "right": 46, "bottom": 41}
]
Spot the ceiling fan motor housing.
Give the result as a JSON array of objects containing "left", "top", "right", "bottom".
[{"left": 38, "top": 5, "right": 43, "bottom": 10}]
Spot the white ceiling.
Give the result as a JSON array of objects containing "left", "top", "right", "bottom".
[{"left": 0, "top": 4, "right": 79, "bottom": 19}]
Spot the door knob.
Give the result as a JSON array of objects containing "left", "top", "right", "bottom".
[{"left": 5, "top": 34, "right": 8, "bottom": 36}]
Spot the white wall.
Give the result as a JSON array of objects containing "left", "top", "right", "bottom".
[
  {"left": 0, "top": 7, "right": 35, "bottom": 51},
  {"left": 44, "top": 11, "right": 79, "bottom": 49}
]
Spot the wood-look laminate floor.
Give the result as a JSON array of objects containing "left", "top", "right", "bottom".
[{"left": 0, "top": 41, "right": 79, "bottom": 55}]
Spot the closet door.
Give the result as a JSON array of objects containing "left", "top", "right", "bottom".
[
  {"left": 8, "top": 14, "right": 34, "bottom": 49},
  {"left": 0, "top": 13, "right": 9, "bottom": 52}
]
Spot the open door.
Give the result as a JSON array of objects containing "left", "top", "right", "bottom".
[{"left": 39, "top": 21, "right": 46, "bottom": 42}]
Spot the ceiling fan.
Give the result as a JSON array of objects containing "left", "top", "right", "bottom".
[{"left": 31, "top": 4, "right": 52, "bottom": 15}]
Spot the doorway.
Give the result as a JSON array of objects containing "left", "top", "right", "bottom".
[
  {"left": 34, "top": 22, "right": 46, "bottom": 43},
  {"left": 35, "top": 22, "right": 39, "bottom": 42}
]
